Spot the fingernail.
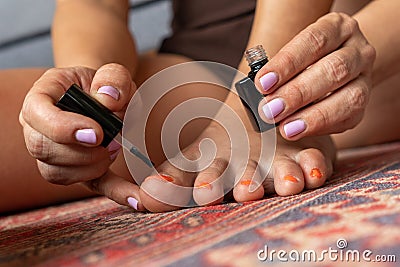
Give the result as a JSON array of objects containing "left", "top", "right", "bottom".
[
  {"left": 262, "top": 98, "right": 285, "bottom": 120},
  {"left": 107, "top": 140, "right": 121, "bottom": 153},
  {"left": 127, "top": 197, "right": 138, "bottom": 210},
  {"left": 110, "top": 150, "right": 119, "bottom": 161},
  {"left": 159, "top": 174, "right": 174, "bottom": 182},
  {"left": 97, "top": 85, "right": 120, "bottom": 100},
  {"left": 260, "top": 72, "right": 278, "bottom": 92},
  {"left": 310, "top": 168, "right": 323, "bottom": 179},
  {"left": 75, "top": 129, "right": 97, "bottom": 144},
  {"left": 196, "top": 182, "right": 212, "bottom": 190},
  {"left": 284, "top": 175, "right": 299, "bottom": 183},
  {"left": 283, "top": 120, "right": 306, "bottom": 138}
]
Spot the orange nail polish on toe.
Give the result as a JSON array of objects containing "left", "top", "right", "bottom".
[
  {"left": 310, "top": 168, "right": 323, "bottom": 179},
  {"left": 240, "top": 179, "right": 253, "bottom": 186},
  {"left": 284, "top": 175, "right": 299, "bottom": 183},
  {"left": 196, "top": 182, "right": 213, "bottom": 190},
  {"left": 159, "top": 174, "right": 174, "bottom": 182}
]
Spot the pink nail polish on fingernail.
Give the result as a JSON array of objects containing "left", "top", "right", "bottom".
[
  {"left": 97, "top": 85, "right": 120, "bottom": 100},
  {"left": 260, "top": 72, "right": 278, "bottom": 92},
  {"left": 107, "top": 140, "right": 121, "bottom": 153},
  {"left": 262, "top": 98, "right": 285, "bottom": 120},
  {"left": 75, "top": 129, "right": 97, "bottom": 144},
  {"left": 127, "top": 197, "right": 138, "bottom": 210},
  {"left": 284, "top": 120, "right": 306, "bottom": 137},
  {"left": 110, "top": 150, "right": 119, "bottom": 161}
]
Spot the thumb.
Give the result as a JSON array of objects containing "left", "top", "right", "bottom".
[{"left": 90, "top": 63, "right": 136, "bottom": 117}]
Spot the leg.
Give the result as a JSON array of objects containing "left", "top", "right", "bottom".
[
  {"left": 133, "top": 53, "right": 336, "bottom": 212},
  {"left": 0, "top": 69, "right": 95, "bottom": 213}
]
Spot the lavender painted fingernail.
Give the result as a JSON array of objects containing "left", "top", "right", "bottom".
[
  {"left": 127, "top": 197, "right": 138, "bottom": 210},
  {"left": 110, "top": 151, "right": 119, "bottom": 161},
  {"left": 97, "top": 85, "right": 120, "bottom": 100},
  {"left": 262, "top": 98, "right": 285, "bottom": 120},
  {"left": 260, "top": 72, "right": 278, "bottom": 92},
  {"left": 107, "top": 140, "right": 121, "bottom": 153},
  {"left": 284, "top": 120, "right": 306, "bottom": 137},
  {"left": 75, "top": 129, "right": 97, "bottom": 144}
]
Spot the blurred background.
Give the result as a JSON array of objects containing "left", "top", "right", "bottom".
[{"left": 0, "top": 0, "right": 172, "bottom": 69}]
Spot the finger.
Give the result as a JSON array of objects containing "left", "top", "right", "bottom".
[
  {"left": 279, "top": 76, "right": 370, "bottom": 140},
  {"left": 23, "top": 123, "right": 109, "bottom": 165},
  {"left": 21, "top": 68, "right": 104, "bottom": 146},
  {"left": 255, "top": 13, "right": 358, "bottom": 93},
  {"left": 83, "top": 171, "right": 145, "bottom": 211},
  {"left": 37, "top": 157, "right": 112, "bottom": 186},
  {"left": 193, "top": 158, "right": 227, "bottom": 206},
  {"left": 90, "top": 63, "right": 136, "bottom": 116},
  {"left": 258, "top": 46, "right": 366, "bottom": 124}
]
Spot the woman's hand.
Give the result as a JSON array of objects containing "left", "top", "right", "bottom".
[
  {"left": 19, "top": 63, "right": 144, "bottom": 210},
  {"left": 255, "top": 12, "right": 376, "bottom": 140}
]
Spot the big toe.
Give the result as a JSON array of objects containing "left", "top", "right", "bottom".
[
  {"left": 139, "top": 163, "right": 196, "bottom": 212},
  {"left": 297, "top": 148, "right": 333, "bottom": 190}
]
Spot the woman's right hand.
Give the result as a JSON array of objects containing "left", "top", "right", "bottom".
[{"left": 19, "top": 63, "right": 144, "bottom": 210}]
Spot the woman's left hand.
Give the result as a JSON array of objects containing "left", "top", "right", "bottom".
[{"left": 255, "top": 12, "right": 376, "bottom": 140}]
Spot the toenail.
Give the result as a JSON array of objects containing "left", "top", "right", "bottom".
[
  {"left": 283, "top": 175, "right": 299, "bottom": 183},
  {"left": 159, "top": 174, "right": 174, "bottom": 182},
  {"left": 283, "top": 119, "right": 306, "bottom": 137},
  {"left": 196, "top": 182, "right": 213, "bottom": 190},
  {"left": 310, "top": 168, "right": 323, "bottom": 179},
  {"left": 240, "top": 179, "right": 253, "bottom": 186}
]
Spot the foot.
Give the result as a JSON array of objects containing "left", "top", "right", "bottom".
[{"left": 138, "top": 121, "right": 336, "bottom": 212}]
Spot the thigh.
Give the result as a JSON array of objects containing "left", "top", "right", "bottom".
[{"left": 0, "top": 68, "right": 96, "bottom": 213}]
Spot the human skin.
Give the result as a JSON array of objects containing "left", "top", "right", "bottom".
[{"left": 3, "top": 0, "right": 399, "bottom": 213}]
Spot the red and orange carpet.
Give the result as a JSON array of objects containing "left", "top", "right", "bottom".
[{"left": 1, "top": 142, "right": 399, "bottom": 266}]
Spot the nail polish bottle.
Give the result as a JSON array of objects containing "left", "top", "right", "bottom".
[{"left": 235, "top": 45, "right": 275, "bottom": 132}]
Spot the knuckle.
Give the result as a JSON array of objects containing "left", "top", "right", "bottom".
[
  {"left": 37, "top": 162, "right": 70, "bottom": 185},
  {"left": 21, "top": 95, "right": 34, "bottom": 124},
  {"left": 26, "top": 130, "right": 51, "bottom": 161},
  {"left": 310, "top": 106, "right": 330, "bottom": 131},
  {"left": 302, "top": 27, "right": 328, "bottom": 54},
  {"left": 289, "top": 82, "right": 310, "bottom": 106},
  {"left": 342, "top": 13, "right": 359, "bottom": 31},
  {"left": 363, "top": 44, "right": 377, "bottom": 64},
  {"left": 347, "top": 85, "right": 369, "bottom": 111},
  {"left": 325, "top": 12, "right": 346, "bottom": 26},
  {"left": 323, "top": 54, "right": 351, "bottom": 84},
  {"left": 276, "top": 50, "right": 298, "bottom": 77}
]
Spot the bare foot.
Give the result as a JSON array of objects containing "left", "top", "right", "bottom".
[{"left": 138, "top": 121, "right": 336, "bottom": 212}]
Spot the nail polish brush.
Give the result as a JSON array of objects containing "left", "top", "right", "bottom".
[{"left": 56, "top": 84, "right": 154, "bottom": 168}]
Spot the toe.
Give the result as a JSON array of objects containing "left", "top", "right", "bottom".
[
  {"left": 139, "top": 161, "right": 196, "bottom": 212},
  {"left": 193, "top": 158, "right": 227, "bottom": 206},
  {"left": 297, "top": 148, "right": 332, "bottom": 189},
  {"left": 233, "top": 160, "right": 265, "bottom": 202},
  {"left": 272, "top": 155, "right": 305, "bottom": 196}
]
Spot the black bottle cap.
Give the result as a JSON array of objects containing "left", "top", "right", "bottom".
[{"left": 56, "top": 84, "right": 123, "bottom": 147}]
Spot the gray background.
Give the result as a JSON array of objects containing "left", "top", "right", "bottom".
[{"left": 0, "top": 0, "right": 172, "bottom": 68}]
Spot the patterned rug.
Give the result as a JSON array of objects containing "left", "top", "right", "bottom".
[{"left": 1, "top": 142, "right": 399, "bottom": 267}]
